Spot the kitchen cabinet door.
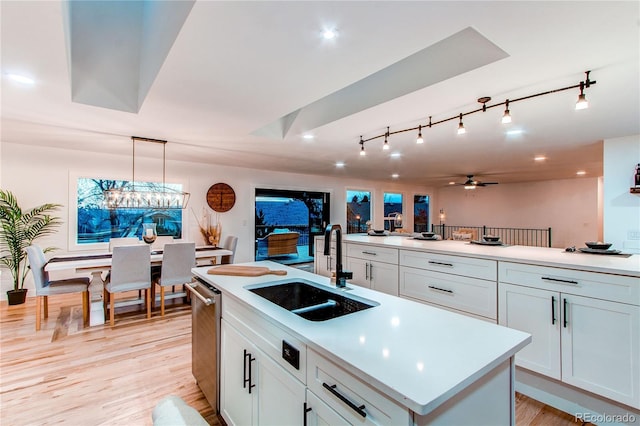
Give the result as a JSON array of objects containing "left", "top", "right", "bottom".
[
  {"left": 561, "top": 295, "right": 640, "bottom": 408},
  {"left": 305, "top": 389, "right": 349, "bottom": 426},
  {"left": 314, "top": 247, "right": 335, "bottom": 278},
  {"left": 368, "top": 260, "right": 399, "bottom": 296},
  {"left": 256, "top": 342, "right": 306, "bottom": 425},
  {"left": 220, "top": 319, "right": 256, "bottom": 426},
  {"left": 498, "top": 283, "right": 561, "bottom": 379},
  {"left": 345, "top": 257, "right": 370, "bottom": 288}
]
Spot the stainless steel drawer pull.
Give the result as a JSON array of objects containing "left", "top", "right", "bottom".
[
  {"left": 322, "top": 382, "right": 366, "bottom": 418},
  {"left": 362, "top": 251, "right": 378, "bottom": 256},
  {"left": 428, "top": 285, "right": 453, "bottom": 294},
  {"left": 541, "top": 276, "right": 578, "bottom": 285},
  {"left": 428, "top": 260, "right": 453, "bottom": 267}
]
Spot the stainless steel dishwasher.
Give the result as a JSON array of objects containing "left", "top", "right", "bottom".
[{"left": 186, "top": 277, "right": 221, "bottom": 412}]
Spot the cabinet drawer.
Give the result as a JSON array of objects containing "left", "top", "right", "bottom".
[
  {"left": 400, "top": 250, "right": 497, "bottom": 281},
  {"left": 223, "top": 296, "right": 307, "bottom": 384},
  {"left": 400, "top": 266, "right": 497, "bottom": 320},
  {"left": 346, "top": 243, "right": 398, "bottom": 264},
  {"left": 307, "top": 349, "right": 410, "bottom": 426},
  {"left": 499, "top": 262, "right": 639, "bottom": 306}
]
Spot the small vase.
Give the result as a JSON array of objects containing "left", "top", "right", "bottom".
[
  {"left": 142, "top": 223, "right": 157, "bottom": 244},
  {"left": 7, "top": 288, "right": 28, "bottom": 305}
]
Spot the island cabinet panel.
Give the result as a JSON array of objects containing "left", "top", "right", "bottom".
[
  {"left": 413, "top": 359, "right": 513, "bottom": 426},
  {"left": 400, "top": 266, "right": 497, "bottom": 320},
  {"left": 307, "top": 348, "right": 411, "bottom": 426},
  {"left": 346, "top": 243, "right": 399, "bottom": 296},
  {"left": 305, "top": 389, "right": 349, "bottom": 425},
  {"left": 221, "top": 320, "right": 306, "bottom": 425},
  {"left": 399, "top": 249, "right": 497, "bottom": 281},
  {"left": 498, "top": 263, "right": 640, "bottom": 409}
]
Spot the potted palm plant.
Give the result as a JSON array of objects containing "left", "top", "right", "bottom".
[{"left": 0, "top": 190, "right": 62, "bottom": 305}]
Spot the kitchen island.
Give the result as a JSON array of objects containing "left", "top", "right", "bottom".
[
  {"left": 318, "top": 234, "right": 640, "bottom": 423},
  {"left": 193, "top": 261, "right": 531, "bottom": 425}
]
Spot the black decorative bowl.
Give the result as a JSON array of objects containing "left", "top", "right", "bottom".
[
  {"left": 421, "top": 232, "right": 436, "bottom": 238},
  {"left": 371, "top": 229, "right": 386, "bottom": 235},
  {"left": 585, "top": 242, "right": 612, "bottom": 250},
  {"left": 483, "top": 235, "right": 500, "bottom": 242}
]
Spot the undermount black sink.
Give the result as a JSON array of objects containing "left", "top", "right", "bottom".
[{"left": 245, "top": 279, "right": 378, "bottom": 321}]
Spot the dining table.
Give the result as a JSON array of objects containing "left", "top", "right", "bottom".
[{"left": 44, "top": 245, "right": 233, "bottom": 326}]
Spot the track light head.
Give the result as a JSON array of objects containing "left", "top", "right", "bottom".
[
  {"left": 383, "top": 127, "right": 390, "bottom": 150},
  {"left": 359, "top": 137, "right": 366, "bottom": 156},
  {"left": 457, "top": 113, "right": 466, "bottom": 135},
  {"left": 416, "top": 125, "right": 424, "bottom": 144},
  {"left": 576, "top": 82, "right": 589, "bottom": 110},
  {"left": 502, "top": 100, "right": 512, "bottom": 124}
]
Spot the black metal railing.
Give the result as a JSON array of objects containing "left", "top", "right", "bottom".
[{"left": 431, "top": 224, "right": 552, "bottom": 247}]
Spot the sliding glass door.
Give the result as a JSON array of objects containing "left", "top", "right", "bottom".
[{"left": 255, "top": 188, "right": 330, "bottom": 262}]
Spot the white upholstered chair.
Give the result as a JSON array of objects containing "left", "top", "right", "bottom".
[
  {"left": 154, "top": 242, "right": 195, "bottom": 316},
  {"left": 26, "top": 245, "right": 90, "bottom": 331},
  {"left": 104, "top": 245, "right": 152, "bottom": 326},
  {"left": 151, "top": 235, "right": 175, "bottom": 252},
  {"left": 220, "top": 235, "right": 238, "bottom": 264}
]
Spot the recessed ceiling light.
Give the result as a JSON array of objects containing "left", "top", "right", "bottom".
[
  {"left": 322, "top": 28, "right": 338, "bottom": 40},
  {"left": 576, "top": 170, "right": 586, "bottom": 175},
  {"left": 449, "top": 181, "right": 456, "bottom": 185},
  {"left": 335, "top": 162, "right": 345, "bottom": 168},
  {"left": 303, "top": 134, "right": 314, "bottom": 140},
  {"left": 390, "top": 152, "right": 401, "bottom": 158},
  {"left": 7, "top": 73, "right": 35, "bottom": 85},
  {"left": 506, "top": 129, "right": 524, "bottom": 136},
  {"left": 391, "top": 173, "right": 399, "bottom": 179},
  {"left": 534, "top": 156, "right": 547, "bottom": 161}
]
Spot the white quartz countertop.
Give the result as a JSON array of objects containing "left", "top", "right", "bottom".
[
  {"left": 342, "top": 235, "right": 640, "bottom": 277},
  {"left": 192, "top": 261, "right": 531, "bottom": 416}
]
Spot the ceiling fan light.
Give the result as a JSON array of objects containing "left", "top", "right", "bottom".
[{"left": 464, "top": 184, "right": 476, "bottom": 190}]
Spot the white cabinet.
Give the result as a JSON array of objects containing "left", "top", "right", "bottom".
[
  {"left": 305, "top": 389, "right": 349, "bottom": 426},
  {"left": 221, "top": 319, "right": 306, "bottom": 425},
  {"left": 307, "top": 348, "right": 411, "bottom": 425},
  {"left": 345, "top": 243, "right": 399, "bottom": 296},
  {"left": 399, "top": 250, "right": 498, "bottom": 321},
  {"left": 499, "top": 262, "right": 640, "bottom": 409},
  {"left": 314, "top": 236, "right": 336, "bottom": 278},
  {"left": 498, "top": 283, "right": 561, "bottom": 379}
]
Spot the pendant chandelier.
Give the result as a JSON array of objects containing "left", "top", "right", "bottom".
[{"left": 103, "top": 136, "right": 190, "bottom": 209}]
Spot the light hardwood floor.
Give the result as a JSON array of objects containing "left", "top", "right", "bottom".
[{"left": 0, "top": 292, "right": 586, "bottom": 425}]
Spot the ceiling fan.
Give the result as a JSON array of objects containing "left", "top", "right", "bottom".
[{"left": 454, "top": 175, "right": 499, "bottom": 189}]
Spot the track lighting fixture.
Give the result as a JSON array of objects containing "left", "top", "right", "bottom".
[
  {"left": 575, "top": 81, "right": 589, "bottom": 110},
  {"left": 502, "top": 99, "right": 512, "bottom": 124},
  {"left": 383, "top": 127, "right": 390, "bottom": 150},
  {"left": 357, "top": 71, "right": 596, "bottom": 153},
  {"left": 359, "top": 136, "right": 366, "bottom": 156},
  {"left": 457, "top": 114, "right": 466, "bottom": 135}
]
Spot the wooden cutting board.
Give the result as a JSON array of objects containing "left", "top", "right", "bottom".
[{"left": 207, "top": 265, "right": 288, "bottom": 276}]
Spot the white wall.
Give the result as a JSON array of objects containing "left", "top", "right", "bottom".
[
  {"left": 0, "top": 142, "right": 433, "bottom": 297},
  {"left": 433, "top": 177, "right": 600, "bottom": 248},
  {"left": 603, "top": 135, "right": 640, "bottom": 253}
]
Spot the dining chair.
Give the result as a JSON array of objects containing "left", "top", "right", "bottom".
[
  {"left": 104, "top": 245, "right": 152, "bottom": 326},
  {"left": 108, "top": 237, "right": 140, "bottom": 251},
  {"left": 155, "top": 242, "right": 195, "bottom": 316},
  {"left": 220, "top": 235, "right": 238, "bottom": 264},
  {"left": 151, "top": 235, "right": 175, "bottom": 252},
  {"left": 26, "top": 245, "right": 90, "bottom": 331}
]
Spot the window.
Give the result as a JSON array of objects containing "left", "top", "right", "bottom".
[
  {"left": 346, "top": 190, "right": 371, "bottom": 234},
  {"left": 413, "top": 195, "right": 430, "bottom": 232},
  {"left": 383, "top": 192, "right": 403, "bottom": 231},
  {"left": 75, "top": 177, "right": 184, "bottom": 246}
]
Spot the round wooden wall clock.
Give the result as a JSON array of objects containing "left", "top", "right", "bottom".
[{"left": 206, "top": 183, "right": 236, "bottom": 212}]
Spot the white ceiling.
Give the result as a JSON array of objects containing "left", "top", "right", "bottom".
[{"left": 2, "top": 1, "right": 639, "bottom": 187}]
